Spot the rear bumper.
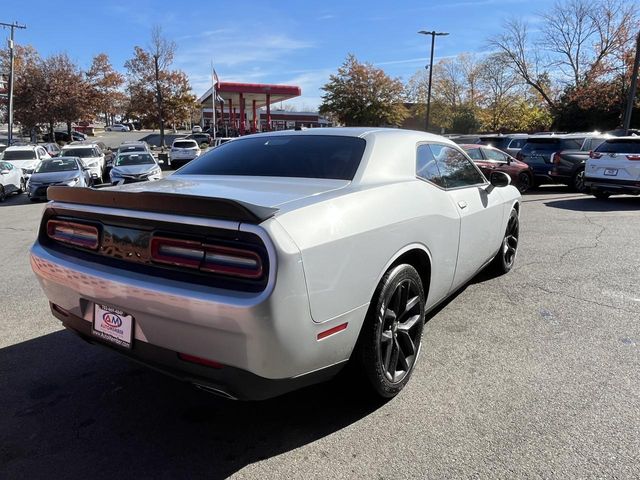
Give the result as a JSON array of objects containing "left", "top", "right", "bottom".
[
  {"left": 584, "top": 176, "right": 640, "bottom": 195},
  {"left": 52, "top": 303, "right": 344, "bottom": 400},
  {"left": 30, "top": 215, "right": 365, "bottom": 395}
]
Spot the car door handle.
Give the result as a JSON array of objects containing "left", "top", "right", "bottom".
[{"left": 457, "top": 201, "right": 467, "bottom": 209}]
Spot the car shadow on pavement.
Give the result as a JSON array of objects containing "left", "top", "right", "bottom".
[
  {"left": 0, "top": 193, "right": 34, "bottom": 207},
  {"left": 0, "top": 329, "right": 384, "bottom": 479},
  {"left": 544, "top": 196, "right": 639, "bottom": 212}
]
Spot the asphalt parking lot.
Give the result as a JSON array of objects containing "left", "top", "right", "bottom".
[{"left": 1, "top": 187, "right": 639, "bottom": 479}]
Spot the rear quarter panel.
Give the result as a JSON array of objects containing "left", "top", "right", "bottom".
[{"left": 274, "top": 180, "right": 460, "bottom": 324}]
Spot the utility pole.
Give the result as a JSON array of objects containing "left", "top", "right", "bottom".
[
  {"left": 418, "top": 30, "right": 449, "bottom": 132},
  {"left": 1, "top": 21, "right": 27, "bottom": 145},
  {"left": 622, "top": 31, "right": 640, "bottom": 135}
]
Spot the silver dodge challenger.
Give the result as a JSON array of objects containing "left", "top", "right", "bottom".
[{"left": 31, "top": 128, "right": 520, "bottom": 400}]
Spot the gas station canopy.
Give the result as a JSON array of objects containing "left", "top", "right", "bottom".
[{"left": 198, "top": 82, "right": 302, "bottom": 109}]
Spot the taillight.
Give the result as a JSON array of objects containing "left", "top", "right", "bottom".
[
  {"left": 47, "top": 220, "right": 99, "bottom": 250},
  {"left": 552, "top": 152, "right": 561, "bottom": 165},
  {"left": 589, "top": 151, "right": 603, "bottom": 159},
  {"left": 201, "top": 244, "right": 263, "bottom": 279},
  {"left": 150, "top": 237, "right": 203, "bottom": 268},
  {"left": 626, "top": 154, "right": 640, "bottom": 161},
  {"left": 150, "top": 236, "right": 263, "bottom": 279}
]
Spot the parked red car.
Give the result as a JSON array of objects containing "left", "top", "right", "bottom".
[{"left": 462, "top": 144, "right": 534, "bottom": 193}]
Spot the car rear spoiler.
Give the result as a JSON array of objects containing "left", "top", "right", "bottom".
[{"left": 46, "top": 186, "right": 278, "bottom": 224}]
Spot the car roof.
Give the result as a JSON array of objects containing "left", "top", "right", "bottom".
[
  {"left": 603, "top": 136, "right": 640, "bottom": 142},
  {"left": 5, "top": 145, "right": 38, "bottom": 151},
  {"left": 41, "top": 156, "right": 81, "bottom": 161},
  {"left": 62, "top": 143, "right": 100, "bottom": 148}
]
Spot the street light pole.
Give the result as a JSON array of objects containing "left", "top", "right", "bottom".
[
  {"left": 418, "top": 30, "right": 449, "bottom": 132},
  {"left": 622, "top": 31, "right": 640, "bottom": 135},
  {"left": 1, "top": 21, "right": 27, "bottom": 145}
]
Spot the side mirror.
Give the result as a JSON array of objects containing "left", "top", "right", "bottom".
[{"left": 490, "top": 171, "right": 511, "bottom": 188}]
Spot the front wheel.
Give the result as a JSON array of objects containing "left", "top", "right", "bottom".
[
  {"left": 490, "top": 208, "right": 519, "bottom": 275},
  {"left": 357, "top": 264, "right": 425, "bottom": 398}
]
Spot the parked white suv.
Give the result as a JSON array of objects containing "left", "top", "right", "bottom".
[
  {"left": 2, "top": 145, "right": 51, "bottom": 175},
  {"left": 61, "top": 144, "right": 106, "bottom": 182},
  {"left": 585, "top": 137, "right": 640, "bottom": 199},
  {"left": 169, "top": 139, "right": 201, "bottom": 168}
]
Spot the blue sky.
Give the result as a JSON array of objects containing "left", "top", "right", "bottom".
[{"left": 2, "top": 0, "right": 553, "bottom": 109}]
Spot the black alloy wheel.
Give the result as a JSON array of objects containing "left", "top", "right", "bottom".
[
  {"left": 491, "top": 208, "right": 519, "bottom": 274},
  {"left": 358, "top": 264, "right": 425, "bottom": 398},
  {"left": 572, "top": 168, "right": 586, "bottom": 193},
  {"left": 517, "top": 172, "right": 532, "bottom": 193}
]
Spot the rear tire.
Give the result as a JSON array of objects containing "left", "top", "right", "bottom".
[
  {"left": 0, "top": 185, "right": 5, "bottom": 202},
  {"left": 357, "top": 264, "right": 425, "bottom": 398},
  {"left": 571, "top": 168, "right": 586, "bottom": 193},
  {"left": 517, "top": 172, "right": 532, "bottom": 193},
  {"left": 592, "top": 190, "right": 610, "bottom": 199},
  {"left": 490, "top": 208, "right": 519, "bottom": 275}
]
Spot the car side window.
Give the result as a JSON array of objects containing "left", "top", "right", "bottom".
[
  {"left": 482, "top": 148, "right": 508, "bottom": 162},
  {"left": 508, "top": 138, "right": 526, "bottom": 149},
  {"left": 465, "top": 148, "right": 483, "bottom": 160},
  {"left": 430, "top": 144, "right": 486, "bottom": 189},
  {"left": 416, "top": 144, "right": 445, "bottom": 188}
]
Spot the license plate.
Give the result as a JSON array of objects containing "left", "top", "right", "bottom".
[
  {"left": 92, "top": 303, "right": 134, "bottom": 349},
  {"left": 604, "top": 168, "right": 618, "bottom": 176}
]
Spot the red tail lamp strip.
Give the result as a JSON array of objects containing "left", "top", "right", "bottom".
[
  {"left": 178, "top": 353, "right": 224, "bottom": 369},
  {"left": 317, "top": 322, "right": 348, "bottom": 340},
  {"left": 150, "top": 236, "right": 263, "bottom": 279},
  {"left": 201, "top": 244, "right": 263, "bottom": 279},
  {"left": 150, "top": 237, "right": 204, "bottom": 269},
  {"left": 47, "top": 220, "right": 99, "bottom": 250}
]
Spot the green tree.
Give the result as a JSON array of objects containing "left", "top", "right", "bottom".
[{"left": 320, "top": 54, "right": 408, "bottom": 127}]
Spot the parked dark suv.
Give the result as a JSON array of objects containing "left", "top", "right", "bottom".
[
  {"left": 517, "top": 135, "right": 585, "bottom": 186},
  {"left": 479, "top": 134, "right": 528, "bottom": 158}
]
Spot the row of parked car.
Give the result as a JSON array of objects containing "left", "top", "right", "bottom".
[
  {"left": 0, "top": 139, "right": 165, "bottom": 201},
  {"left": 448, "top": 131, "right": 640, "bottom": 197}
]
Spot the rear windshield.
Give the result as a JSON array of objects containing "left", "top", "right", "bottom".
[
  {"left": 62, "top": 147, "right": 98, "bottom": 158},
  {"left": 3, "top": 150, "right": 36, "bottom": 160},
  {"left": 174, "top": 141, "right": 198, "bottom": 149},
  {"left": 176, "top": 135, "right": 367, "bottom": 180},
  {"left": 118, "top": 145, "right": 145, "bottom": 153},
  {"left": 35, "top": 158, "right": 78, "bottom": 173},
  {"left": 595, "top": 140, "right": 640, "bottom": 154},
  {"left": 115, "top": 153, "right": 155, "bottom": 166}
]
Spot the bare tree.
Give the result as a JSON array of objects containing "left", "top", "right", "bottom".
[
  {"left": 488, "top": 19, "right": 557, "bottom": 109},
  {"left": 125, "top": 26, "right": 177, "bottom": 146},
  {"left": 479, "top": 53, "right": 523, "bottom": 130},
  {"left": 490, "top": 0, "right": 638, "bottom": 109}
]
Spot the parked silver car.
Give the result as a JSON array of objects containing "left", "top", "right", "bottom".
[
  {"left": 27, "top": 157, "right": 91, "bottom": 201},
  {"left": 110, "top": 152, "right": 162, "bottom": 185},
  {"left": 31, "top": 128, "right": 520, "bottom": 400}
]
